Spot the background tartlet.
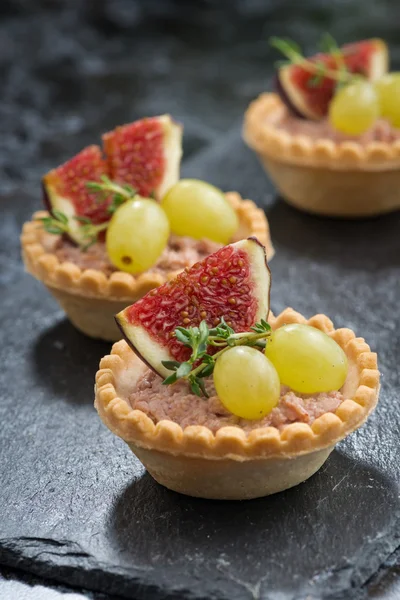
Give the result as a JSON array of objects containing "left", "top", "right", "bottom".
[
  {"left": 21, "top": 192, "right": 274, "bottom": 341},
  {"left": 244, "top": 37, "right": 400, "bottom": 217},
  {"left": 244, "top": 93, "right": 400, "bottom": 217}
]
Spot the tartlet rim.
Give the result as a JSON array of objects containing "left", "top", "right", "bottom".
[
  {"left": 21, "top": 192, "right": 274, "bottom": 302},
  {"left": 243, "top": 93, "right": 400, "bottom": 171},
  {"left": 94, "top": 308, "right": 380, "bottom": 460}
]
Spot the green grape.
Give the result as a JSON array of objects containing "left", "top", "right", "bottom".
[
  {"left": 213, "top": 346, "right": 280, "bottom": 420},
  {"left": 106, "top": 197, "right": 169, "bottom": 274},
  {"left": 329, "top": 81, "right": 379, "bottom": 135},
  {"left": 161, "top": 179, "right": 239, "bottom": 244},
  {"left": 374, "top": 73, "right": 400, "bottom": 128},
  {"left": 265, "top": 324, "right": 348, "bottom": 394}
]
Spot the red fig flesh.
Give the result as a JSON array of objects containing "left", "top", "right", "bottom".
[
  {"left": 116, "top": 237, "right": 271, "bottom": 378},
  {"left": 276, "top": 39, "right": 388, "bottom": 120},
  {"left": 42, "top": 145, "right": 110, "bottom": 245},
  {"left": 42, "top": 115, "right": 183, "bottom": 245},
  {"left": 103, "top": 115, "right": 182, "bottom": 200}
]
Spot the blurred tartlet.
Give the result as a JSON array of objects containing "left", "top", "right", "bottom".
[{"left": 244, "top": 37, "right": 400, "bottom": 217}]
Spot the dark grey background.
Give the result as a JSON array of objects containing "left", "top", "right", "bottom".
[{"left": 0, "top": 1, "right": 399, "bottom": 599}]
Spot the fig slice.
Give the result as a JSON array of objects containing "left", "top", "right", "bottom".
[
  {"left": 42, "top": 145, "right": 110, "bottom": 245},
  {"left": 116, "top": 237, "right": 271, "bottom": 378},
  {"left": 103, "top": 114, "right": 183, "bottom": 201},
  {"left": 277, "top": 38, "right": 388, "bottom": 120}
]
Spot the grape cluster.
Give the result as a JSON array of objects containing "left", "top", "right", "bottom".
[
  {"left": 215, "top": 324, "right": 348, "bottom": 420},
  {"left": 106, "top": 179, "right": 238, "bottom": 273},
  {"left": 329, "top": 73, "right": 400, "bottom": 135}
]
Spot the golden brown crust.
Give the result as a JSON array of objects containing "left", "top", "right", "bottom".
[
  {"left": 94, "top": 308, "right": 380, "bottom": 460},
  {"left": 21, "top": 193, "right": 274, "bottom": 302},
  {"left": 244, "top": 93, "right": 400, "bottom": 171}
]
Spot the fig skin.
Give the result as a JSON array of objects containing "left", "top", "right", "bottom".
[
  {"left": 274, "top": 39, "right": 389, "bottom": 120},
  {"left": 115, "top": 315, "right": 158, "bottom": 376},
  {"left": 41, "top": 181, "right": 77, "bottom": 246},
  {"left": 42, "top": 181, "right": 52, "bottom": 213},
  {"left": 41, "top": 181, "right": 84, "bottom": 247},
  {"left": 274, "top": 73, "right": 306, "bottom": 120}
]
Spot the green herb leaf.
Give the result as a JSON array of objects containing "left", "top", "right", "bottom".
[
  {"left": 202, "top": 354, "right": 215, "bottom": 365},
  {"left": 198, "top": 363, "right": 214, "bottom": 378},
  {"left": 270, "top": 36, "right": 302, "bottom": 59},
  {"left": 197, "top": 378, "right": 208, "bottom": 398},
  {"left": 307, "top": 73, "right": 324, "bottom": 88},
  {"left": 107, "top": 194, "right": 126, "bottom": 214},
  {"left": 319, "top": 32, "right": 340, "bottom": 54},
  {"left": 46, "top": 225, "right": 65, "bottom": 235},
  {"left": 39, "top": 211, "right": 70, "bottom": 236},
  {"left": 74, "top": 215, "right": 93, "bottom": 224},
  {"left": 123, "top": 184, "right": 136, "bottom": 194},
  {"left": 189, "top": 378, "right": 202, "bottom": 397},
  {"left": 161, "top": 360, "right": 181, "bottom": 371},
  {"left": 251, "top": 319, "right": 271, "bottom": 334},
  {"left": 176, "top": 362, "right": 192, "bottom": 379},
  {"left": 162, "top": 373, "right": 178, "bottom": 386},
  {"left": 52, "top": 209, "right": 68, "bottom": 225},
  {"left": 87, "top": 177, "right": 138, "bottom": 215},
  {"left": 100, "top": 174, "right": 112, "bottom": 185},
  {"left": 197, "top": 344, "right": 207, "bottom": 357},
  {"left": 210, "top": 317, "right": 234, "bottom": 339},
  {"left": 306, "top": 60, "right": 327, "bottom": 88},
  {"left": 199, "top": 320, "right": 209, "bottom": 343},
  {"left": 86, "top": 182, "right": 104, "bottom": 191},
  {"left": 175, "top": 327, "right": 193, "bottom": 346},
  {"left": 189, "top": 325, "right": 200, "bottom": 338}
]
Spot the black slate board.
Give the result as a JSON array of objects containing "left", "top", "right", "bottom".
[
  {"left": 1, "top": 128, "right": 399, "bottom": 600},
  {"left": 2, "top": 1, "right": 400, "bottom": 598}
]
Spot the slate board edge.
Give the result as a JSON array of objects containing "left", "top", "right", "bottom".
[
  {"left": 0, "top": 538, "right": 250, "bottom": 600},
  {"left": 1, "top": 528, "right": 399, "bottom": 600}
]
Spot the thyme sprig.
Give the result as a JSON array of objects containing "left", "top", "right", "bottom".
[
  {"left": 37, "top": 210, "right": 108, "bottom": 250},
  {"left": 38, "top": 209, "right": 70, "bottom": 236},
  {"left": 86, "top": 175, "right": 137, "bottom": 215},
  {"left": 270, "top": 34, "right": 360, "bottom": 89},
  {"left": 162, "top": 318, "right": 272, "bottom": 398},
  {"left": 38, "top": 177, "right": 139, "bottom": 249}
]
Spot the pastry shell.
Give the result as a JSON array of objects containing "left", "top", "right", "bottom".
[
  {"left": 95, "top": 308, "right": 380, "bottom": 500},
  {"left": 244, "top": 93, "right": 400, "bottom": 217},
  {"left": 21, "top": 192, "right": 274, "bottom": 341}
]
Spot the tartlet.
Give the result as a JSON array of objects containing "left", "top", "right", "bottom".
[
  {"left": 95, "top": 308, "right": 379, "bottom": 500},
  {"left": 244, "top": 93, "right": 400, "bottom": 217},
  {"left": 244, "top": 36, "right": 400, "bottom": 217},
  {"left": 21, "top": 192, "right": 273, "bottom": 341}
]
